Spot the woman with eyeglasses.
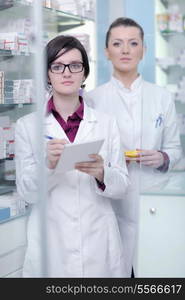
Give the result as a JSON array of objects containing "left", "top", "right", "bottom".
[{"left": 15, "top": 35, "right": 129, "bottom": 277}]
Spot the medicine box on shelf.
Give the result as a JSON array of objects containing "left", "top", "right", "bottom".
[{"left": 0, "top": 206, "right": 10, "bottom": 221}]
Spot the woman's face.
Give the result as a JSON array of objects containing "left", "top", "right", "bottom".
[
  {"left": 48, "top": 48, "right": 85, "bottom": 96},
  {"left": 105, "top": 25, "right": 144, "bottom": 76}
]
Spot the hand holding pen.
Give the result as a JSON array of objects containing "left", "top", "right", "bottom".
[{"left": 45, "top": 135, "right": 69, "bottom": 169}]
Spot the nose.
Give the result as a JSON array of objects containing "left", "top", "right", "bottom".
[
  {"left": 63, "top": 65, "right": 71, "bottom": 76},
  {"left": 121, "top": 43, "right": 130, "bottom": 54}
]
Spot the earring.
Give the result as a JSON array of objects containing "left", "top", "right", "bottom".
[
  {"left": 81, "top": 79, "right": 86, "bottom": 89},
  {"left": 81, "top": 83, "right": 86, "bottom": 89}
]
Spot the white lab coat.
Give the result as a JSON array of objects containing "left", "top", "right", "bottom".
[
  {"left": 84, "top": 77, "right": 182, "bottom": 275},
  {"left": 15, "top": 102, "right": 129, "bottom": 277}
]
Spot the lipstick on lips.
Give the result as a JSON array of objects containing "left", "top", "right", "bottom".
[
  {"left": 62, "top": 81, "right": 74, "bottom": 85},
  {"left": 120, "top": 57, "right": 131, "bottom": 62}
]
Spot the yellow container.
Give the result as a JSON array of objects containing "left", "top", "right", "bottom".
[{"left": 124, "top": 150, "right": 140, "bottom": 158}]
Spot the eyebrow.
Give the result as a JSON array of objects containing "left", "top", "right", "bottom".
[
  {"left": 111, "top": 38, "right": 139, "bottom": 42},
  {"left": 52, "top": 60, "right": 83, "bottom": 64}
]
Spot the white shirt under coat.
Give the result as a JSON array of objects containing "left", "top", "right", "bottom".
[{"left": 111, "top": 75, "right": 142, "bottom": 150}]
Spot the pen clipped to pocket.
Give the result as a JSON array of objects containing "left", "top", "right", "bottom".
[
  {"left": 155, "top": 114, "right": 164, "bottom": 128},
  {"left": 45, "top": 135, "right": 53, "bottom": 140}
]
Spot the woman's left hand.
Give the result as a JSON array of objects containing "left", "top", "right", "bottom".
[
  {"left": 75, "top": 154, "right": 104, "bottom": 182},
  {"left": 137, "top": 150, "right": 164, "bottom": 169}
]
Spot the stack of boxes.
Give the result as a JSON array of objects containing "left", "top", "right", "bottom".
[
  {"left": 0, "top": 0, "right": 13, "bottom": 10},
  {"left": 0, "top": 115, "right": 22, "bottom": 221},
  {"left": 156, "top": 4, "right": 185, "bottom": 34},
  {"left": 0, "top": 32, "right": 29, "bottom": 54},
  {"left": 42, "top": 0, "right": 95, "bottom": 19},
  {"left": 0, "top": 207, "right": 10, "bottom": 222},
  {"left": 0, "top": 79, "right": 34, "bottom": 104},
  {"left": 0, "top": 126, "right": 6, "bottom": 160},
  {"left": 0, "top": 71, "right": 4, "bottom": 104},
  {"left": 0, "top": 116, "right": 15, "bottom": 160},
  {"left": 4, "top": 79, "right": 33, "bottom": 104},
  {"left": 3, "top": 80, "right": 14, "bottom": 105},
  {"left": 0, "top": 192, "right": 25, "bottom": 219},
  {"left": 156, "top": 50, "right": 185, "bottom": 71}
]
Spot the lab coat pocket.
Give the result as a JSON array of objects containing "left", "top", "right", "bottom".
[
  {"left": 152, "top": 114, "right": 164, "bottom": 130},
  {"left": 99, "top": 149, "right": 111, "bottom": 168},
  {"left": 147, "top": 115, "right": 164, "bottom": 146}
]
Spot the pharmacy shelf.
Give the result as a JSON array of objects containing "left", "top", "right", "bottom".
[
  {"left": 160, "top": 32, "right": 185, "bottom": 42},
  {"left": 1, "top": 102, "right": 34, "bottom": 105},
  {"left": 0, "top": 49, "right": 30, "bottom": 58},
  {"left": 2, "top": 1, "right": 86, "bottom": 32},
  {"left": 0, "top": 185, "right": 15, "bottom": 196},
  {"left": 0, "top": 206, "right": 29, "bottom": 225},
  {"left": 0, "top": 1, "right": 13, "bottom": 11},
  {"left": 0, "top": 158, "right": 14, "bottom": 162},
  {"left": 157, "top": 64, "right": 185, "bottom": 73},
  {"left": 160, "top": 0, "right": 168, "bottom": 7},
  {"left": 43, "top": 7, "right": 86, "bottom": 33},
  {"left": 0, "top": 103, "right": 34, "bottom": 112}
]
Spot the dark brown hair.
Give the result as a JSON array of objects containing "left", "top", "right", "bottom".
[
  {"left": 105, "top": 17, "right": 144, "bottom": 47},
  {"left": 46, "top": 35, "right": 90, "bottom": 79}
]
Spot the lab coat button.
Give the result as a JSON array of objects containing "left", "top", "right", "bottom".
[
  {"left": 73, "top": 217, "right": 78, "bottom": 223},
  {"left": 149, "top": 207, "right": 156, "bottom": 214},
  {"left": 73, "top": 249, "right": 80, "bottom": 255}
]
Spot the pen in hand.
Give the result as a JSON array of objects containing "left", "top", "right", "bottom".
[
  {"left": 46, "top": 136, "right": 69, "bottom": 169},
  {"left": 45, "top": 135, "right": 53, "bottom": 140},
  {"left": 45, "top": 135, "right": 69, "bottom": 144}
]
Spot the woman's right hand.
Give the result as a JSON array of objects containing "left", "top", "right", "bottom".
[{"left": 46, "top": 138, "right": 69, "bottom": 169}]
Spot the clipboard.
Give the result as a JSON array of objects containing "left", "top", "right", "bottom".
[{"left": 54, "top": 138, "right": 104, "bottom": 173}]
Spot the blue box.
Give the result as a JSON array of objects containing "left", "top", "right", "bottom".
[{"left": 0, "top": 207, "right": 10, "bottom": 221}]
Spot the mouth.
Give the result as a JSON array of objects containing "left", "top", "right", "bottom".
[
  {"left": 62, "top": 81, "right": 74, "bottom": 85},
  {"left": 120, "top": 58, "right": 131, "bottom": 62}
]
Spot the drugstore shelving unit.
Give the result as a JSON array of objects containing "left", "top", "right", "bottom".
[{"left": 155, "top": 0, "right": 185, "bottom": 168}]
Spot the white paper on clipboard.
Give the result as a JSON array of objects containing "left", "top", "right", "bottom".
[{"left": 54, "top": 139, "right": 104, "bottom": 174}]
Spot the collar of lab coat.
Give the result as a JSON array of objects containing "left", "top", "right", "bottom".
[
  {"left": 111, "top": 74, "right": 142, "bottom": 93},
  {"left": 44, "top": 101, "right": 98, "bottom": 143}
]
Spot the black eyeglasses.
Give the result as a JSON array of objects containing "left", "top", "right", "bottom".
[{"left": 50, "top": 62, "right": 84, "bottom": 74}]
